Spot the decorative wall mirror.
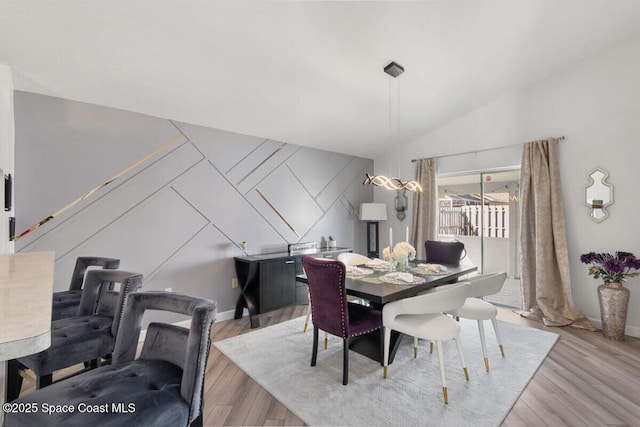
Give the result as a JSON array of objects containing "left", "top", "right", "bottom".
[{"left": 584, "top": 168, "right": 613, "bottom": 223}]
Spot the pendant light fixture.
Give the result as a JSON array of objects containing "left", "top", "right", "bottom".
[{"left": 364, "top": 61, "right": 422, "bottom": 192}]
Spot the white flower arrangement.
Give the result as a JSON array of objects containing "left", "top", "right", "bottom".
[{"left": 382, "top": 241, "right": 416, "bottom": 261}]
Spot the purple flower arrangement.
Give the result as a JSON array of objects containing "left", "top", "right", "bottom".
[{"left": 580, "top": 251, "right": 640, "bottom": 284}]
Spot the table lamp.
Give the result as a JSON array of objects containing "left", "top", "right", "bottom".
[{"left": 359, "top": 203, "right": 388, "bottom": 258}]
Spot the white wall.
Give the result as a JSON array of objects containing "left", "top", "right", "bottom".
[
  {"left": 0, "top": 64, "right": 14, "bottom": 254},
  {"left": 0, "top": 62, "right": 13, "bottom": 420},
  {"left": 376, "top": 35, "right": 640, "bottom": 337}
]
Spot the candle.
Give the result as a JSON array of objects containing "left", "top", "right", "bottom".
[
  {"left": 405, "top": 226, "right": 409, "bottom": 242},
  {"left": 389, "top": 227, "right": 393, "bottom": 248}
]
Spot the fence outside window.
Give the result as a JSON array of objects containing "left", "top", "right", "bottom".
[{"left": 439, "top": 202, "right": 509, "bottom": 238}]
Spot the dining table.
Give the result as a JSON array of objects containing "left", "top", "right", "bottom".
[
  {"left": 0, "top": 252, "right": 54, "bottom": 424},
  {"left": 299, "top": 260, "right": 477, "bottom": 365}
]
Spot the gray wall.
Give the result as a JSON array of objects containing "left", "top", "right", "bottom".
[{"left": 14, "top": 92, "right": 372, "bottom": 320}]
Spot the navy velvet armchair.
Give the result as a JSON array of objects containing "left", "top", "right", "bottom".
[
  {"left": 52, "top": 256, "right": 120, "bottom": 320},
  {"left": 6, "top": 269, "right": 142, "bottom": 399},
  {"left": 5, "top": 291, "right": 217, "bottom": 427}
]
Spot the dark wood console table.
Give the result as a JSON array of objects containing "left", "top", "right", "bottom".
[{"left": 234, "top": 247, "right": 352, "bottom": 328}]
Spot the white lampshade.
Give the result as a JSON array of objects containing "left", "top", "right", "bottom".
[{"left": 359, "top": 203, "right": 388, "bottom": 221}]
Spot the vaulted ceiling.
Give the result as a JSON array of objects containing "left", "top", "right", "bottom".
[{"left": 2, "top": 1, "right": 640, "bottom": 158}]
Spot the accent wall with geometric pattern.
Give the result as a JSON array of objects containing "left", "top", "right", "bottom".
[{"left": 14, "top": 91, "right": 373, "bottom": 320}]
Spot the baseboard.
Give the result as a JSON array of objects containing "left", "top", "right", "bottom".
[
  {"left": 587, "top": 316, "right": 640, "bottom": 339},
  {"left": 626, "top": 324, "right": 640, "bottom": 338},
  {"left": 215, "top": 307, "right": 242, "bottom": 322}
]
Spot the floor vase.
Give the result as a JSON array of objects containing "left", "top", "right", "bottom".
[{"left": 597, "top": 282, "right": 630, "bottom": 341}]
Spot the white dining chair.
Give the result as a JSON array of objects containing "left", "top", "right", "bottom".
[
  {"left": 448, "top": 272, "right": 507, "bottom": 372},
  {"left": 421, "top": 272, "right": 508, "bottom": 372},
  {"left": 382, "top": 282, "right": 470, "bottom": 404}
]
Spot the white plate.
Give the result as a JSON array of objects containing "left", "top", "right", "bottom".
[
  {"left": 412, "top": 264, "right": 449, "bottom": 275},
  {"left": 379, "top": 273, "right": 426, "bottom": 285},
  {"left": 365, "top": 262, "right": 390, "bottom": 270},
  {"left": 346, "top": 267, "right": 374, "bottom": 276}
]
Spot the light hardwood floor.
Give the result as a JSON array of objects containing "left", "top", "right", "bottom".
[
  {"left": 15, "top": 304, "right": 640, "bottom": 426},
  {"left": 204, "top": 304, "right": 640, "bottom": 427}
]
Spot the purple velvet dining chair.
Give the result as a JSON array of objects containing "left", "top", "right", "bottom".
[
  {"left": 424, "top": 240, "right": 466, "bottom": 266},
  {"left": 301, "top": 256, "right": 382, "bottom": 385}
]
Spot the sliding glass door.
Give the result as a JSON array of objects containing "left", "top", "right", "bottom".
[{"left": 437, "top": 169, "right": 521, "bottom": 308}]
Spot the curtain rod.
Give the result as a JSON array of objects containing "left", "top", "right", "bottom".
[{"left": 411, "top": 136, "right": 565, "bottom": 163}]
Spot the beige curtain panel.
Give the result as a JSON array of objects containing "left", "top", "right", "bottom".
[
  {"left": 518, "top": 138, "right": 595, "bottom": 330},
  {"left": 411, "top": 157, "right": 438, "bottom": 260}
]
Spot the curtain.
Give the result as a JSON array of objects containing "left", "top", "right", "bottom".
[
  {"left": 518, "top": 138, "right": 595, "bottom": 330},
  {"left": 411, "top": 157, "right": 438, "bottom": 260}
]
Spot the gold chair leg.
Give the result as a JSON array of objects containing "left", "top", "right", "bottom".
[
  {"left": 463, "top": 367, "right": 469, "bottom": 381},
  {"left": 442, "top": 386, "right": 448, "bottom": 404},
  {"left": 484, "top": 357, "right": 490, "bottom": 372},
  {"left": 303, "top": 322, "right": 308, "bottom": 333},
  {"left": 499, "top": 344, "right": 505, "bottom": 357},
  {"left": 324, "top": 335, "right": 328, "bottom": 349},
  {"left": 429, "top": 341, "right": 433, "bottom": 354},
  {"left": 383, "top": 366, "right": 387, "bottom": 379},
  {"left": 414, "top": 346, "right": 417, "bottom": 359}
]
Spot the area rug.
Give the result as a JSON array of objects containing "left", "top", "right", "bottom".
[{"left": 214, "top": 316, "right": 558, "bottom": 427}]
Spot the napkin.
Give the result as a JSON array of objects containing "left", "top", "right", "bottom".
[
  {"left": 367, "top": 258, "right": 389, "bottom": 268},
  {"left": 416, "top": 263, "right": 448, "bottom": 273},
  {"left": 385, "top": 272, "right": 415, "bottom": 283},
  {"left": 346, "top": 266, "right": 367, "bottom": 275}
]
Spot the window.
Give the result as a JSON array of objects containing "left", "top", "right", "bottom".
[{"left": 437, "top": 169, "right": 521, "bottom": 307}]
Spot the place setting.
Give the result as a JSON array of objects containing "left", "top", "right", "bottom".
[
  {"left": 364, "top": 258, "right": 390, "bottom": 270},
  {"left": 411, "top": 263, "right": 449, "bottom": 276},
  {"left": 345, "top": 265, "right": 374, "bottom": 277},
  {"left": 379, "top": 271, "right": 425, "bottom": 285}
]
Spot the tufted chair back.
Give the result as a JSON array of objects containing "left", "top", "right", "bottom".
[
  {"left": 52, "top": 256, "right": 121, "bottom": 320},
  {"left": 302, "top": 256, "right": 350, "bottom": 339},
  {"left": 78, "top": 269, "right": 144, "bottom": 338},
  {"left": 68, "top": 256, "right": 121, "bottom": 290},
  {"left": 112, "top": 292, "right": 217, "bottom": 424},
  {"left": 424, "top": 240, "right": 466, "bottom": 266}
]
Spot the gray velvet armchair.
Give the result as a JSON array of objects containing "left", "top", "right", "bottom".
[
  {"left": 6, "top": 269, "right": 143, "bottom": 399},
  {"left": 52, "top": 256, "right": 121, "bottom": 320},
  {"left": 5, "top": 291, "right": 217, "bottom": 427}
]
